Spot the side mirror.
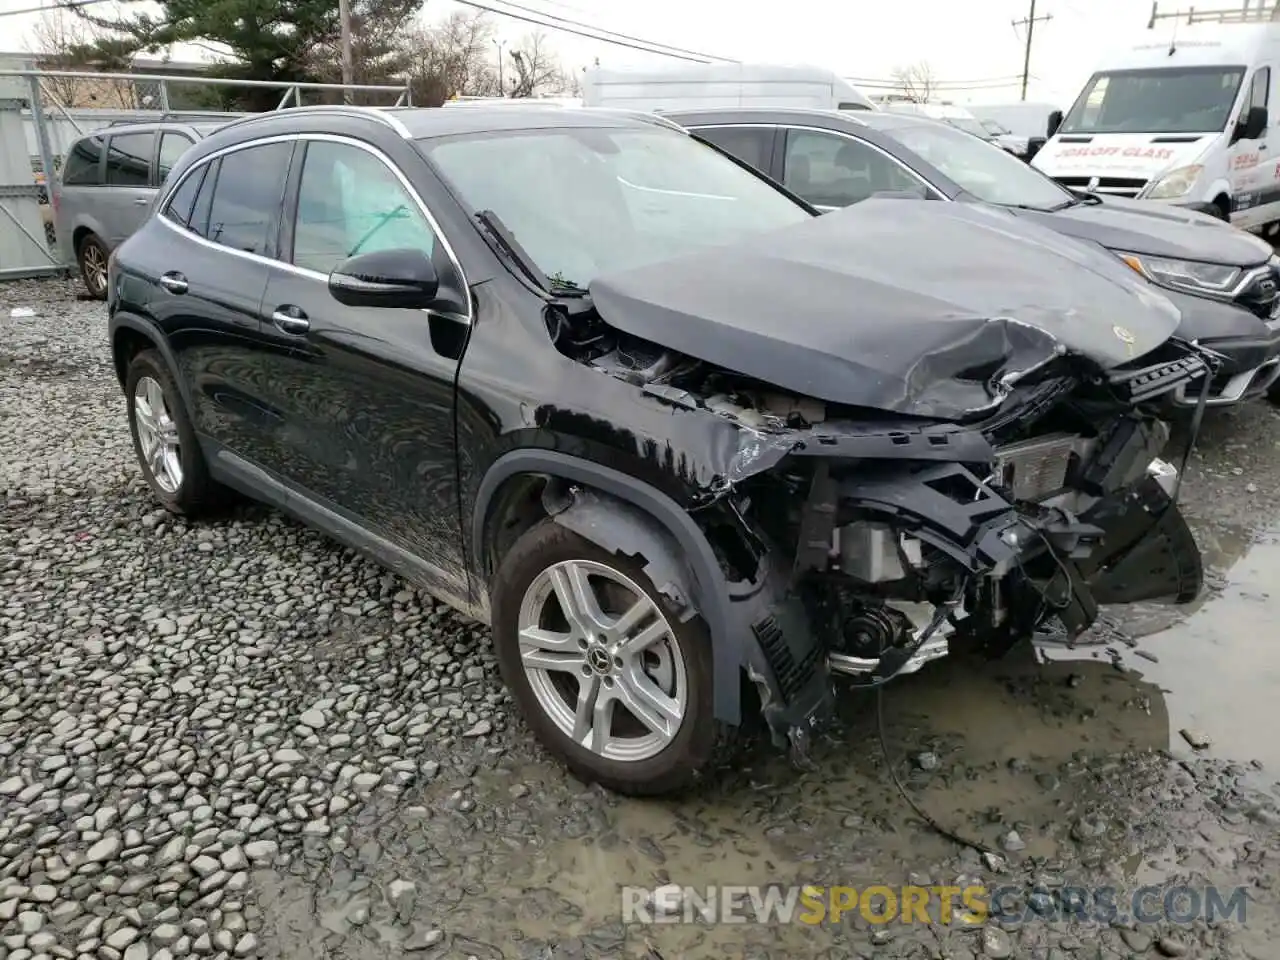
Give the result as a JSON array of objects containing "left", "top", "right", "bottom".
[
  {"left": 328, "top": 248, "right": 439, "bottom": 309},
  {"left": 1233, "top": 104, "right": 1268, "bottom": 143},
  {"left": 1047, "top": 109, "right": 1063, "bottom": 138},
  {"left": 1026, "top": 136, "right": 1047, "bottom": 161}
]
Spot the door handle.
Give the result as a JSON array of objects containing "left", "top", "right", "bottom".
[
  {"left": 271, "top": 306, "right": 310, "bottom": 335},
  {"left": 134, "top": 197, "right": 150, "bottom": 205},
  {"left": 158, "top": 272, "right": 187, "bottom": 295}
]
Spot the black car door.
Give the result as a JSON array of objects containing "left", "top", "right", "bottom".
[
  {"left": 141, "top": 140, "right": 295, "bottom": 468},
  {"left": 256, "top": 136, "right": 471, "bottom": 602}
]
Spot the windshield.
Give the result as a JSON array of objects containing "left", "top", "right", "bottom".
[
  {"left": 890, "top": 121, "right": 1071, "bottom": 208},
  {"left": 1061, "top": 66, "right": 1245, "bottom": 134},
  {"left": 943, "top": 115, "right": 991, "bottom": 139},
  {"left": 422, "top": 126, "right": 812, "bottom": 288}
]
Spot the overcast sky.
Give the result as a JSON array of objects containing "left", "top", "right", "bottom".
[{"left": 0, "top": 0, "right": 1163, "bottom": 107}]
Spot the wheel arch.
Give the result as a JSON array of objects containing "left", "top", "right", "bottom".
[
  {"left": 472, "top": 450, "right": 746, "bottom": 724},
  {"left": 109, "top": 312, "right": 196, "bottom": 419}
]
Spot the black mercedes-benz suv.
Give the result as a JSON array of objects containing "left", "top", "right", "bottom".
[{"left": 108, "top": 104, "right": 1208, "bottom": 794}]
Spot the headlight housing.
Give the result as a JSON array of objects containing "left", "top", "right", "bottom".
[
  {"left": 1143, "top": 164, "right": 1204, "bottom": 200},
  {"left": 1117, "top": 251, "right": 1243, "bottom": 299}
]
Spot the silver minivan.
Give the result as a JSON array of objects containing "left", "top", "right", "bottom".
[{"left": 55, "top": 120, "right": 224, "bottom": 298}]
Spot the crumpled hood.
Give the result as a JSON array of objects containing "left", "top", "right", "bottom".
[
  {"left": 1010, "top": 194, "right": 1274, "bottom": 267},
  {"left": 589, "top": 199, "right": 1183, "bottom": 420}
]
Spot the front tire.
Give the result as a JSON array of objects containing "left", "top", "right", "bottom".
[
  {"left": 490, "top": 520, "right": 723, "bottom": 795},
  {"left": 77, "top": 233, "right": 109, "bottom": 300},
  {"left": 125, "top": 350, "right": 223, "bottom": 515}
]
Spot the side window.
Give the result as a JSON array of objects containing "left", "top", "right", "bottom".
[
  {"left": 783, "top": 129, "right": 924, "bottom": 208},
  {"left": 158, "top": 132, "right": 195, "bottom": 183},
  {"left": 163, "top": 164, "right": 207, "bottom": 230},
  {"left": 694, "top": 126, "right": 774, "bottom": 173},
  {"left": 105, "top": 133, "right": 154, "bottom": 187},
  {"left": 291, "top": 140, "right": 436, "bottom": 275},
  {"left": 61, "top": 136, "right": 103, "bottom": 186},
  {"left": 205, "top": 143, "right": 292, "bottom": 255}
]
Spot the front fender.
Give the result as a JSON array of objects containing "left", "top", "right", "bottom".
[{"left": 472, "top": 449, "right": 750, "bottom": 723}]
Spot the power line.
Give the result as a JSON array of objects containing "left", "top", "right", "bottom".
[
  {"left": 1013, "top": 0, "right": 1053, "bottom": 101},
  {"left": 451, "top": 0, "right": 729, "bottom": 62},
  {"left": 0, "top": 0, "right": 112, "bottom": 19},
  {"left": 480, "top": 0, "right": 737, "bottom": 62},
  {"left": 847, "top": 75, "right": 1028, "bottom": 87}
]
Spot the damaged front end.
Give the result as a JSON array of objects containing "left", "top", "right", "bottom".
[{"left": 561, "top": 309, "right": 1210, "bottom": 760}]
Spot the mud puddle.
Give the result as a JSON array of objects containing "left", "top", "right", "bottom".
[
  {"left": 1041, "top": 524, "right": 1280, "bottom": 790},
  {"left": 255, "top": 645, "right": 1279, "bottom": 958},
  {"left": 252, "top": 521, "right": 1280, "bottom": 958}
]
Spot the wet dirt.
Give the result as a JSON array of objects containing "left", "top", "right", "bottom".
[{"left": 250, "top": 405, "right": 1280, "bottom": 960}]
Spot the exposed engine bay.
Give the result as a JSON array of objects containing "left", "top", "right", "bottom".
[{"left": 550, "top": 303, "right": 1209, "bottom": 752}]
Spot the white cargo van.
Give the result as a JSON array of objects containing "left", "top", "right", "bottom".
[
  {"left": 1032, "top": 2, "right": 1280, "bottom": 231},
  {"left": 581, "top": 63, "right": 876, "bottom": 112}
]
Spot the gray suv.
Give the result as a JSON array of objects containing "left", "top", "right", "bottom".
[{"left": 56, "top": 120, "right": 224, "bottom": 298}]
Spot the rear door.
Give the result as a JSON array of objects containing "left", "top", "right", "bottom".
[
  {"left": 142, "top": 139, "right": 296, "bottom": 468},
  {"left": 100, "top": 130, "right": 157, "bottom": 245},
  {"left": 256, "top": 136, "right": 470, "bottom": 598}
]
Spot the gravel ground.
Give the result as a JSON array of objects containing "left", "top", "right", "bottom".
[{"left": 2, "top": 278, "right": 1279, "bottom": 960}]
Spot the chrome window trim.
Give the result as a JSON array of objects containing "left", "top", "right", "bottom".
[
  {"left": 155, "top": 131, "right": 472, "bottom": 324},
  {"left": 687, "top": 121, "right": 949, "bottom": 201}
]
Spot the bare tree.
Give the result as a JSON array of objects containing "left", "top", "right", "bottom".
[
  {"left": 891, "top": 60, "right": 937, "bottom": 103},
  {"left": 398, "top": 10, "right": 499, "bottom": 105},
  {"left": 506, "top": 31, "right": 568, "bottom": 98},
  {"left": 27, "top": 9, "right": 139, "bottom": 108}
]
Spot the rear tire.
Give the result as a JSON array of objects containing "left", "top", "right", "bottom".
[
  {"left": 77, "top": 233, "right": 109, "bottom": 300},
  {"left": 490, "top": 519, "right": 727, "bottom": 795},
  {"left": 125, "top": 349, "right": 224, "bottom": 516}
]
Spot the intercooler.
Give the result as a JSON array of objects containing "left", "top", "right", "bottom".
[{"left": 991, "top": 432, "right": 1092, "bottom": 502}]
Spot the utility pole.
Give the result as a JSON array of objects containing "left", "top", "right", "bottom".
[
  {"left": 495, "top": 39, "right": 507, "bottom": 96},
  {"left": 339, "top": 0, "right": 354, "bottom": 104},
  {"left": 1013, "top": 0, "right": 1053, "bottom": 101}
]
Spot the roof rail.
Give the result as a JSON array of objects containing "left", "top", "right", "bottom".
[
  {"left": 1148, "top": 1, "right": 1280, "bottom": 27},
  {"left": 216, "top": 103, "right": 412, "bottom": 138}
]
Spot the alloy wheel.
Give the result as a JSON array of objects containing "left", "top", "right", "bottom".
[
  {"left": 516, "top": 559, "right": 687, "bottom": 762},
  {"left": 82, "top": 242, "right": 107, "bottom": 295},
  {"left": 133, "top": 376, "right": 183, "bottom": 493}
]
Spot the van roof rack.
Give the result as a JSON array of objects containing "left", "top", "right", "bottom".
[{"left": 1148, "top": 1, "right": 1280, "bottom": 27}]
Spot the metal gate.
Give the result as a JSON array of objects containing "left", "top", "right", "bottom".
[{"left": 0, "top": 65, "right": 412, "bottom": 281}]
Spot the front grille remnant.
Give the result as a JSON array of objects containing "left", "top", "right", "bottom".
[{"left": 1108, "top": 353, "right": 1208, "bottom": 403}]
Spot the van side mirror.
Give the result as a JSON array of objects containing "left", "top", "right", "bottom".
[
  {"left": 1047, "top": 110, "right": 1063, "bottom": 138},
  {"left": 1233, "top": 105, "right": 1268, "bottom": 143},
  {"left": 329, "top": 248, "right": 439, "bottom": 309}
]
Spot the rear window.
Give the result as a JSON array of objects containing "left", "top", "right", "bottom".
[
  {"left": 61, "top": 136, "right": 103, "bottom": 186},
  {"left": 105, "top": 132, "right": 154, "bottom": 186}
]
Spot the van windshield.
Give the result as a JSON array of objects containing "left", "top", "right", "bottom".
[{"left": 1060, "top": 66, "right": 1246, "bottom": 134}]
